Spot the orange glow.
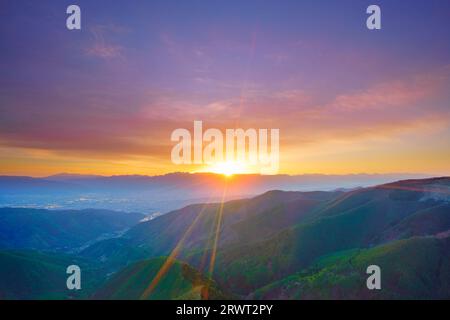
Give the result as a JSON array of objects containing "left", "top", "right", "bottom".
[{"left": 202, "top": 161, "right": 251, "bottom": 177}]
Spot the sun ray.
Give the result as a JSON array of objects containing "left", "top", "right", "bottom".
[
  {"left": 139, "top": 198, "right": 213, "bottom": 300},
  {"left": 204, "top": 182, "right": 228, "bottom": 299}
]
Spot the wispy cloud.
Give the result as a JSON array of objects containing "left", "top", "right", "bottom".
[
  {"left": 85, "top": 43, "right": 123, "bottom": 59},
  {"left": 84, "top": 24, "right": 129, "bottom": 59}
]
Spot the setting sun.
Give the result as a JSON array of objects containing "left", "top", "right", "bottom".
[{"left": 204, "top": 161, "right": 249, "bottom": 177}]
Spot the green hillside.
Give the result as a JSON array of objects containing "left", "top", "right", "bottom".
[
  {"left": 93, "top": 257, "right": 230, "bottom": 300},
  {"left": 82, "top": 189, "right": 343, "bottom": 293},
  {"left": 209, "top": 179, "right": 450, "bottom": 295},
  {"left": 0, "top": 250, "right": 102, "bottom": 299},
  {"left": 81, "top": 190, "right": 341, "bottom": 269},
  {"left": 253, "top": 236, "right": 450, "bottom": 299}
]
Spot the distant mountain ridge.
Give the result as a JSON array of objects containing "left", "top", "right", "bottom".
[{"left": 0, "top": 172, "right": 430, "bottom": 213}]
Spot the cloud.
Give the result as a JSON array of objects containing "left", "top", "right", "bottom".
[
  {"left": 85, "top": 43, "right": 123, "bottom": 59},
  {"left": 84, "top": 24, "right": 128, "bottom": 59},
  {"left": 330, "top": 74, "right": 443, "bottom": 112},
  {"left": 0, "top": 67, "right": 449, "bottom": 170}
]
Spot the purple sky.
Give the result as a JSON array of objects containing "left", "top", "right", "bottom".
[{"left": 1, "top": 0, "right": 450, "bottom": 176}]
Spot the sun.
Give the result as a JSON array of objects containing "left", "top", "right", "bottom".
[{"left": 205, "top": 161, "right": 248, "bottom": 177}]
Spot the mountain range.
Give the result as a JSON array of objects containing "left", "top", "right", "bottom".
[
  {"left": 0, "top": 172, "right": 429, "bottom": 213},
  {"left": 0, "top": 176, "right": 449, "bottom": 299}
]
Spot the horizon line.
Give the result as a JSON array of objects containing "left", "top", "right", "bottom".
[{"left": 0, "top": 171, "right": 442, "bottom": 179}]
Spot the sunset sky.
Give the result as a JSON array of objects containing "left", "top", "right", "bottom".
[{"left": 1, "top": 0, "right": 450, "bottom": 176}]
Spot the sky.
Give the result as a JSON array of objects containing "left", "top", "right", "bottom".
[{"left": 1, "top": 0, "right": 450, "bottom": 176}]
